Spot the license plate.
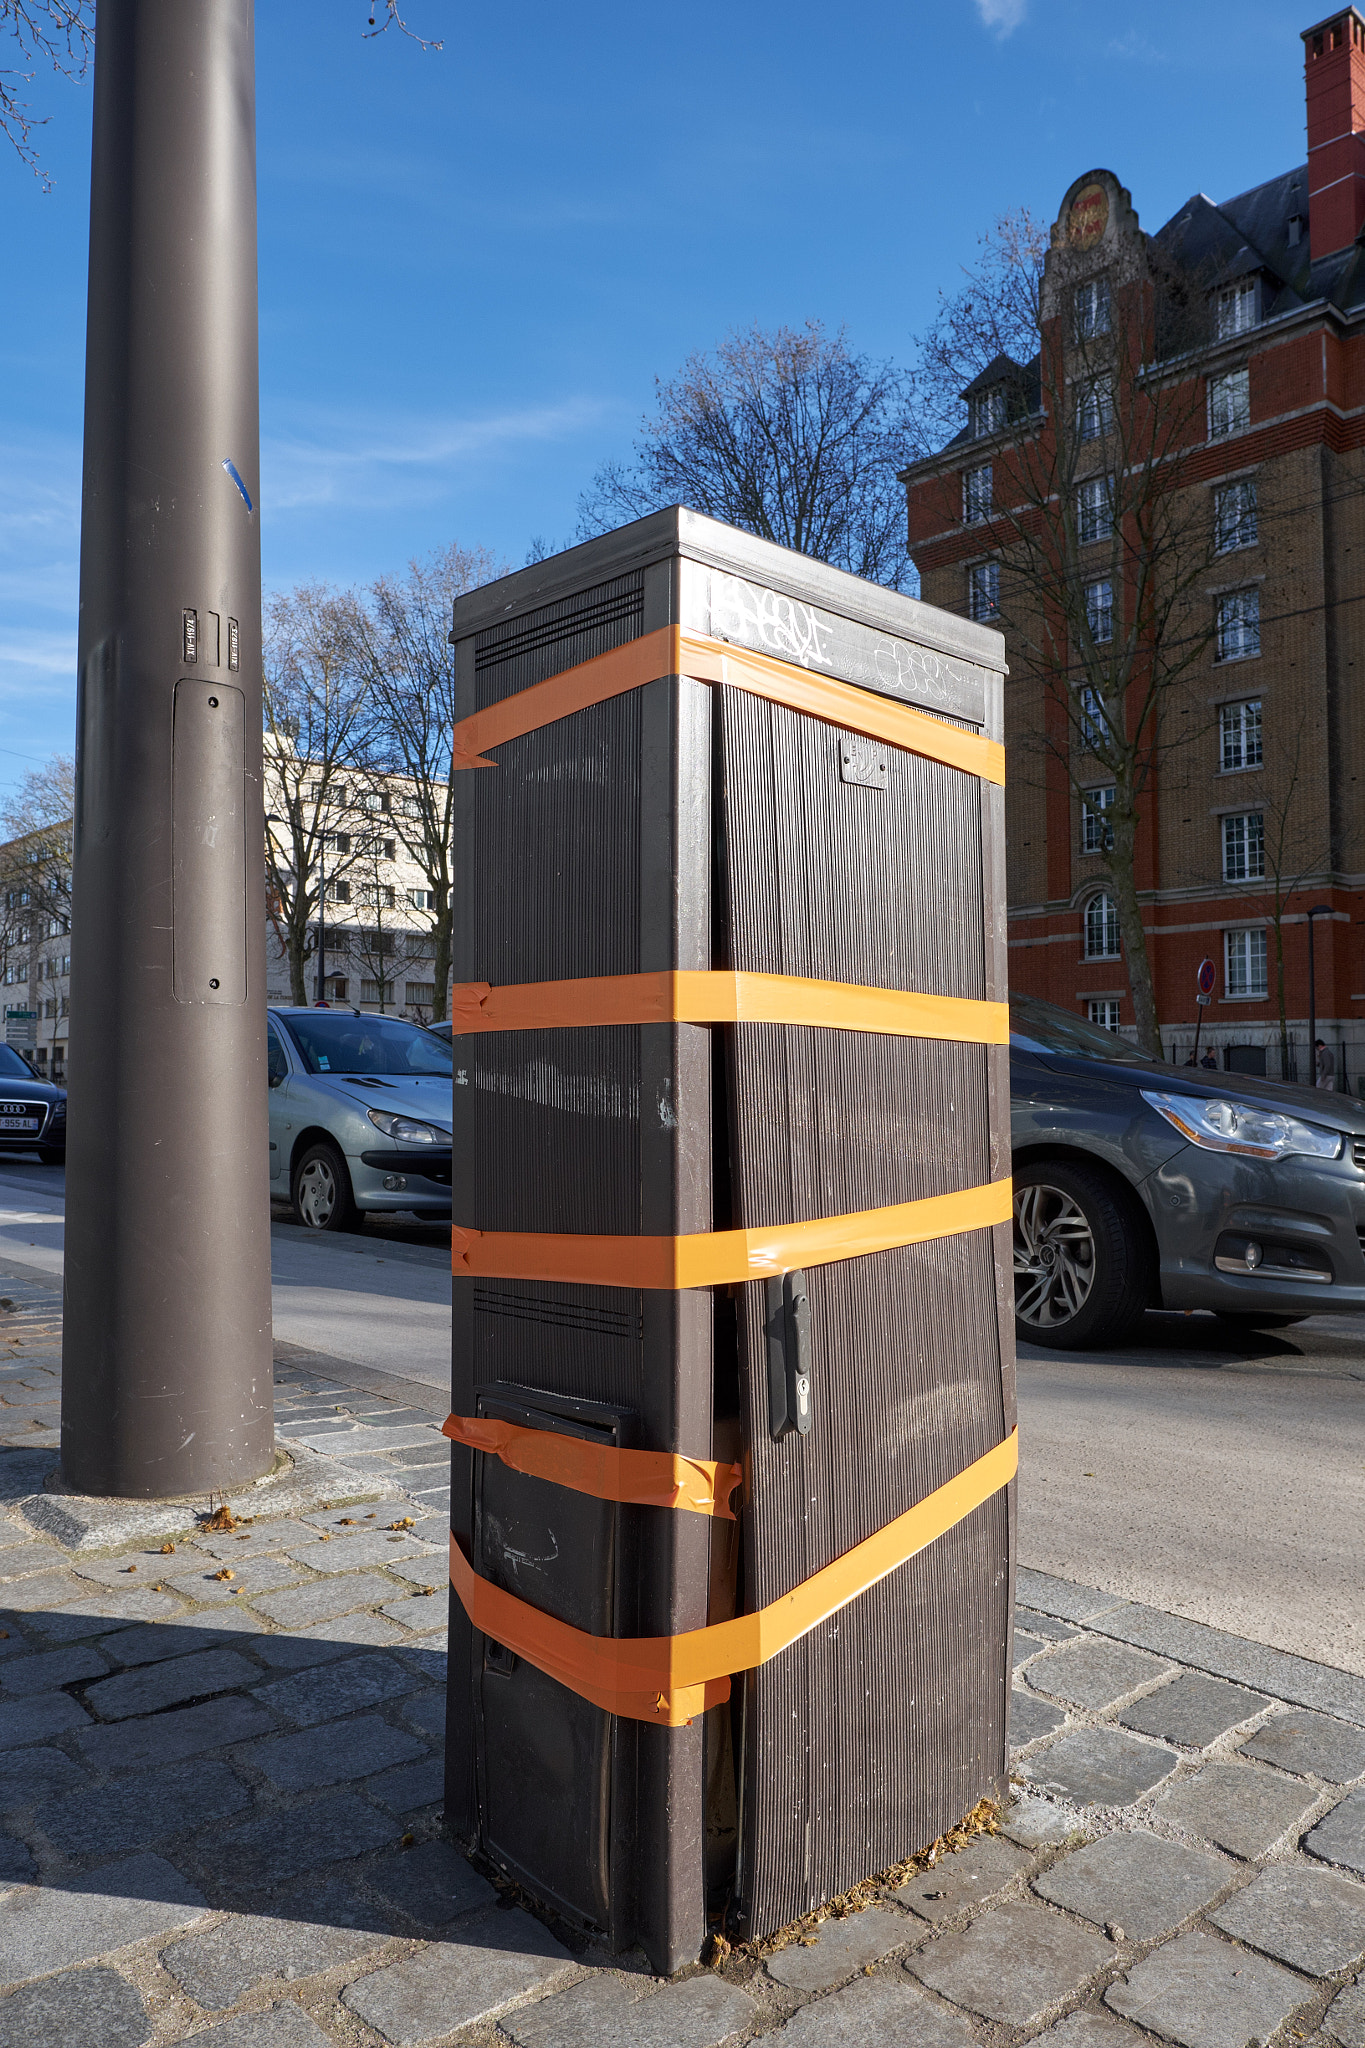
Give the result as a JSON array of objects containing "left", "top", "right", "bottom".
[{"left": 0, "top": 1118, "right": 39, "bottom": 1132}]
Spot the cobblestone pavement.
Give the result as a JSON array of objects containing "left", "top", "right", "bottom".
[{"left": 3, "top": 1264, "right": 1365, "bottom": 2046}]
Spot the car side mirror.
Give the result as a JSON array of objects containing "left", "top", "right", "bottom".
[{"left": 268, "top": 1068, "right": 284, "bottom": 1089}]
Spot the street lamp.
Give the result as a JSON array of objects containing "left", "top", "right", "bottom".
[{"left": 1307, "top": 903, "right": 1333, "bottom": 1087}]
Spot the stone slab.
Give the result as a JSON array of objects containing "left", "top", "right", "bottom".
[
  {"left": 365, "top": 1753, "right": 446, "bottom": 1814},
  {"left": 0, "top": 1965, "right": 148, "bottom": 2048},
  {"left": 1210, "top": 1861, "right": 1365, "bottom": 1977},
  {"left": 905, "top": 1897, "right": 1113, "bottom": 2025},
  {"left": 1104, "top": 1928, "right": 1308, "bottom": 2047},
  {"left": 1090, "top": 1602, "right": 1365, "bottom": 1728},
  {"left": 1308, "top": 1791, "right": 1365, "bottom": 1877},
  {"left": 251, "top": 1609, "right": 410, "bottom": 1669},
  {"left": 506, "top": 1971, "right": 759, "bottom": 2048},
  {"left": 0, "top": 1746, "right": 85, "bottom": 1812},
  {"left": 82, "top": 1645, "right": 259, "bottom": 1721},
  {"left": 1034, "top": 2018, "right": 1147, "bottom": 2046},
  {"left": 1028, "top": 1637, "right": 1171, "bottom": 1711},
  {"left": 38, "top": 1756, "right": 249, "bottom": 1858},
  {"left": 0, "top": 1838, "right": 35, "bottom": 1891},
  {"left": 381, "top": 1594, "right": 442, "bottom": 1628},
  {"left": 161, "top": 1886, "right": 390, "bottom": 2009},
  {"left": 766, "top": 1904, "right": 910, "bottom": 1989},
  {"left": 0, "top": 1541, "right": 69, "bottom": 1581},
  {"left": 1241, "top": 1711, "right": 1365, "bottom": 1784},
  {"left": 164, "top": 1557, "right": 303, "bottom": 1605},
  {"left": 24, "top": 1586, "right": 184, "bottom": 1634},
  {"left": 1015, "top": 1629, "right": 1047, "bottom": 1674},
  {"left": 214, "top": 1791, "right": 400, "bottom": 1885},
  {"left": 188, "top": 1519, "right": 320, "bottom": 1562},
  {"left": 73, "top": 1694, "right": 276, "bottom": 1774},
  {"left": 0, "top": 1567, "right": 83, "bottom": 1613},
  {"left": 1032, "top": 1830, "right": 1228, "bottom": 1939},
  {"left": 253, "top": 1651, "right": 419, "bottom": 1728},
  {"left": 302, "top": 1501, "right": 418, "bottom": 1529},
  {"left": 1015, "top": 1607, "right": 1082, "bottom": 1644},
  {"left": 1022, "top": 1726, "right": 1177, "bottom": 1808},
  {"left": 0, "top": 1851, "right": 208, "bottom": 1984},
  {"left": 1118, "top": 1674, "right": 1267, "bottom": 1749},
  {"left": 365, "top": 1839, "right": 495, "bottom": 1928},
  {"left": 1325, "top": 1979, "right": 1365, "bottom": 2048},
  {"left": 771, "top": 1973, "right": 978, "bottom": 2046},
  {"left": 385, "top": 1556, "right": 446, "bottom": 1589},
  {"left": 395, "top": 1636, "right": 445, "bottom": 1684},
  {"left": 284, "top": 1531, "right": 432, "bottom": 1574},
  {"left": 179, "top": 2008, "right": 335, "bottom": 2048},
  {"left": 893, "top": 1833, "right": 1031, "bottom": 1923},
  {"left": 1011, "top": 1689, "right": 1066, "bottom": 1746},
  {"left": 0, "top": 1642, "right": 106, "bottom": 1696},
  {"left": 341, "top": 1903, "right": 575, "bottom": 2040},
  {"left": 0, "top": 1687, "right": 88, "bottom": 1747},
  {"left": 96, "top": 1620, "right": 221, "bottom": 1667},
  {"left": 400, "top": 1691, "right": 447, "bottom": 1742},
  {"left": 999, "top": 1796, "right": 1084, "bottom": 1848},
  {"left": 1155, "top": 1763, "right": 1319, "bottom": 1861},
  {"left": 1015, "top": 1571, "right": 1127, "bottom": 1624},
  {"left": 251, "top": 1572, "right": 399, "bottom": 1630},
  {"left": 245, "top": 1713, "right": 426, "bottom": 1791}
]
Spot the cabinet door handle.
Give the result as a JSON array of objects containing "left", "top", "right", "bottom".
[{"left": 765, "top": 1268, "right": 813, "bottom": 1441}]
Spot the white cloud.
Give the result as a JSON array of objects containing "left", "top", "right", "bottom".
[{"left": 975, "top": 0, "right": 1026, "bottom": 35}]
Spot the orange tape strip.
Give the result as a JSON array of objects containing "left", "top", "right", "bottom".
[
  {"left": 442, "top": 1413, "right": 743, "bottom": 1520},
  {"left": 449, "top": 970, "right": 1008, "bottom": 1046},
  {"left": 449, "top": 1426, "right": 1018, "bottom": 1724},
  {"left": 452, "top": 625, "right": 1005, "bottom": 786},
  {"left": 452, "top": 1177, "right": 1012, "bottom": 1290}
]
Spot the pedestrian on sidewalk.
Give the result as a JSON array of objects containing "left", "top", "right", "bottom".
[{"left": 1316, "top": 1037, "right": 1336, "bottom": 1088}]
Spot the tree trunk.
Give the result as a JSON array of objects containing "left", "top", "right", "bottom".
[
  {"left": 1106, "top": 820, "right": 1162, "bottom": 1058},
  {"left": 287, "top": 918, "right": 309, "bottom": 1006},
  {"left": 431, "top": 899, "right": 452, "bottom": 1024},
  {"left": 1272, "top": 908, "right": 1290, "bottom": 1082}
]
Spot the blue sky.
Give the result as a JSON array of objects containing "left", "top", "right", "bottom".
[{"left": 0, "top": 0, "right": 1316, "bottom": 805}]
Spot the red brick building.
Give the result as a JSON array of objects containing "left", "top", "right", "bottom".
[{"left": 903, "top": 11, "right": 1365, "bottom": 1086}]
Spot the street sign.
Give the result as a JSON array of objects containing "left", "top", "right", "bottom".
[
  {"left": 4, "top": 1008, "right": 37, "bottom": 1048},
  {"left": 1197, "top": 956, "right": 1216, "bottom": 995}
]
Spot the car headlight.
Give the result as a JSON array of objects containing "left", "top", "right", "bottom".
[
  {"left": 1141, "top": 1089, "right": 1342, "bottom": 1161},
  {"left": 366, "top": 1109, "right": 447, "bottom": 1145}
]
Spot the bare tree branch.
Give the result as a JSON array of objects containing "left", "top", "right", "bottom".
[
  {"left": 1, "top": 0, "right": 92, "bottom": 186},
  {"left": 362, "top": 1, "right": 443, "bottom": 50}
]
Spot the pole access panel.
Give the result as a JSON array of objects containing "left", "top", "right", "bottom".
[{"left": 444, "top": 509, "right": 1015, "bottom": 1970}]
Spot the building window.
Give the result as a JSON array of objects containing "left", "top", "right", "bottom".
[
  {"left": 1222, "top": 812, "right": 1265, "bottom": 882},
  {"left": 1085, "top": 578, "right": 1114, "bottom": 645},
  {"left": 1081, "top": 786, "right": 1116, "bottom": 854},
  {"left": 359, "top": 884, "right": 396, "bottom": 910},
  {"left": 360, "top": 979, "right": 393, "bottom": 1004},
  {"left": 1209, "top": 367, "right": 1251, "bottom": 438},
  {"left": 328, "top": 832, "right": 352, "bottom": 854},
  {"left": 968, "top": 387, "right": 1005, "bottom": 438},
  {"left": 1214, "top": 478, "right": 1258, "bottom": 552},
  {"left": 355, "top": 789, "right": 391, "bottom": 814},
  {"left": 963, "top": 463, "right": 992, "bottom": 524},
  {"left": 1215, "top": 279, "right": 1259, "bottom": 338},
  {"left": 405, "top": 981, "right": 436, "bottom": 1005},
  {"left": 968, "top": 562, "right": 999, "bottom": 621},
  {"left": 1088, "top": 999, "right": 1122, "bottom": 1032},
  {"left": 409, "top": 889, "right": 434, "bottom": 910},
  {"left": 1079, "top": 685, "right": 1111, "bottom": 752},
  {"left": 1225, "top": 926, "right": 1267, "bottom": 998},
  {"left": 327, "top": 879, "right": 351, "bottom": 905},
  {"left": 1216, "top": 588, "right": 1260, "bottom": 662},
  {"left": 1076, "top": 378, "right": 1114, "bottom": 441},
  {"left": 1074, "top": 276, "right": 1111, "bottom": 340},
  {"left": 1085, "top": 892, "right": 1121, "bottom": 958},
  {"left": 399, "top": 796, "right": 423, "bottom": 819},
  {"left": 1077, "top": 476, "right": 1113, "bottom": 544},
  {"left": 1219, "top": 698, "right": 1263, "bottom": 772}
]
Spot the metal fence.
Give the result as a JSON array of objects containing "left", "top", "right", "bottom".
[{"left": 1156, "top": 1022, "right": 1365, "bottom": 1096}]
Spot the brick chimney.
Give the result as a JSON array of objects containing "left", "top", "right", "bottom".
[{"left": 1304, "top": 9, "right": 1365, "bottom": 257}]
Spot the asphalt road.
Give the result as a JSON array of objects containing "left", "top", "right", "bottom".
[{"left": 4, "top": 1155, "right": 1363, "bottom": 1675}]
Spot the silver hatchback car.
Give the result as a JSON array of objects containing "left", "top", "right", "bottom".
[{"left": 267, "top": 1006, "right": 453, "bottom": 1231}]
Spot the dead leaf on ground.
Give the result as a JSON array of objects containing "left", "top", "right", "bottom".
[
  {"left": 200, "top": 1502, "right": 237, "bottom": 1532},
  {"left": 317, "top": 1532, "right": 332, "bottom": 1542},
  {"left": 211, "top": 1568, "right": 234, "bottom": 1582},
  {"left": 160, "top": 1542, "right": 176, "bottom": 1555},
  {"left": 389, "top": 1517, "right": 414, "bottom": 1531},
  {"left": 123, "top": 1563, "right": 137, "bottom": 1573}
]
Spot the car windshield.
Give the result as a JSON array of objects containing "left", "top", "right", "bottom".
[
  {"left": 0, "top": 1046, "right": 37, "bottom": 1081},
  {"left": 1009, "top": 994, "right": 1151, "bottom": 1065},
  {"left": 280, "top": 1011, "right": 452, "bottom": 1078}
]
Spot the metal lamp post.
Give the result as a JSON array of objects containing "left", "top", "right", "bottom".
[
  {"left": 1307, "top": 903, "right": 1332, "bottom": 1089},
  {"left": 61, "top": 0, "right": 273, "bottom": 1498}
]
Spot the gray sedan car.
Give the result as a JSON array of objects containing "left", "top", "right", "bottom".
[{"left": 267, "top": 1007, "right": 453, "bottom": 1231}]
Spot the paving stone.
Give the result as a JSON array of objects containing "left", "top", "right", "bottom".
[
  {"left": 1033, "top": 1829, "right": 1228, "bottom": 1939},
  {"left": 1210, "top": 1861, "right": 1365, "bottom": 1977},
  {"left": 770, "top": 1972, "right": 975, "bottom": 2046},
  {"left": 1011, "top": 1688, "right": 1066, "bottom": 1746},
  {"left": 1015, "top": 1608, "right": 1082, "bottom": 1645},
  {"left": 0, "top": 1566, "right": 84, "bottom": 1612},
  {"left": 164, "top": 1556, "right": 304, "bottom": 1605},
  {"left": 0, "top": 1837, "right": 35, "bottom": 1891},
  {"left": 188, "top": 1519, "right": 319, "bottom": 1562},
  {"left": 245, "top": 1713, "right": 426, "bottom": 1792},
  {"left": 73, "top": 1693, "right": 276, "bottom": 1773},
  {"left": 382, "top": 1596, "right": 443, "bottom": 1630},
  {"left": 252, "top": 1571, "right": 399, "bottom": 1630},
  {"left": 180, "top": 2008, "right": 335, "bottom": 2048},
  {"left": 0, "top": 1541, "right": 68, "bottom": 1581},
  {"left": 254, "top": 1651, "right": 419, "bottom": 1728},
  {"left": 1325, "top": 1979, "right": 1365, "bottom": 2047},
  {"left": 366, "top": 1752, "right": 445, "bottom": 1814},
  {"left": 71, "top": 1554, "right": 198, "bottom": 1591},
  {"left": 0, "top": 1687, "right": 89, "bottom": 1747},
  {"left": 385, "top": 1555, "right": 445, "bottom": 1589},
  {"left": 96, "top": 1620, "right": 221, "bottom": 1667},
  {"left": 1033, "top": 2017, "right": 1145, "bottom": 2046},
  {"left": 906, "top": 1897, "right": 1113, "bottom": 2024},
  {"left": 0, "top": 1850, "right": 208, "bottom": 1982},
  {"left": 1015, "top": 1629, "right": 1047, "bottom": 1674},
  {"left": 1028, "top": 1637, "right": 1171, "bottom": 1711},
  {"left": 506, "top": 1970, "right": 760, "bottom": 2048},
  {"left": 215, "top": 1790, "right": 400, "bottom": 1884},
  {"left": 1022, "top": 1726, "right": 1177, "bottom": 1807},
  {"left": 0, "top": 1745, "right": 85, "bottom": 1811},
  {"left": 1118, "top": 1674, "right": 1267, "bottom": 1749},
  {"left": 251, "top": 1609, "right": 409, "bottom": 1669},
  {"left": 1156, "top": 1763, "right": 1320, "bottom": 1861},
  {"left": 0, "top": 1642, "right": 107, "bottom": 1696},
  {"left": 396, "top": 1637, "right": 445, "bottom": 1684},
  {"left": 767, "top": 1904, "right": 910, "bottom": 1988},
  {"left": 0, "top": 1627, "right": 26, "bottom": 1658},
  {"left": 161, "top": 1884, "right": 390, "bottom": 2008},
  {"left": 894, "top": 1833, "right": 1031, "bottom": 1922},
  {"left": 400, "top": 1690, "right": 446, "bottom": 1742},
  {"left": 1308, "top": 1792, "right": 1365, "bottom": 1877},
  {"left": 0, "top": 1964, "right": 148, "bottom": 2048},
  {"left": 1104, "top": 1928, "right": 1309, "bottom": 2047},
  {"left": 23, "top": 1586, "right": 184, "bottom": 1634},
  {"left": 1241, "top": 1711, "right": 1365, "bottom": 1784},
  {"left": 999, "top": 1796, "right": 1084, "bottom": 1848},
  {"left": 366, "top": 1838, "right": 495, "bottom": 1928},
  {"left": 341, "top": 1903, "right": 575, "bottom": 2040},
  {"left": 285, "top": 1531, "right": 433, "bottom": 1575},
  {"left": 302, "top": 1501, "right": 417, "bottom": 1529},
  {"left": 1090, "top": 1602, "right": 1365, "bottom": 1727},
  {"left": 37, "top": 1758, "right": 251, "bottom": 1857},
  {"left": 82, "top": 1645, "right": 259, "bottom": 1720},
  {"left": 1015, "top": 1570, "right": 1126, "bottom": 1624}
]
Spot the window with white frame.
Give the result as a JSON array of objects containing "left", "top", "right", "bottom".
[
  {"left": 1215, "top": 478, "right": 1258, "bottom": 552},
  {"left": 963, "top": 463, "right": 992, "bottom": 524},
  {"left": 1074, "top": 276, "right": 1111, "bottom": 340},
  {"left": 405, "top": 981, "right": 436, "bottom": 1005},
  {"left": 354, "top": 789, "right": 391, "bottom": 814},
  {"left": 1216, "top": 587, "right": 1260, "bottom": 662},
  {"left": 1225, "top": 926, "right": 1267, "bottom": 997},
  {"left": 1209, "top": 367, "right": 1251, "bottom": 438},
  {"left": 1081, "top": 785, "right": 1115, "bottom": 854},
  {"left": 359, "top": 884, "right": 396, "bottom": 910},
  {"left": 399, "top": 796, "right": 423, "bottom": 819},
  {"left": 1079, "top": 685, "right": 1111, "bottom": 752},
  {"left": 327, "top": 879, "right": 350, "bottom": 904},
  {"left": 1222, "top": 811, "right": 1265, "bottom": 882},
  {"left": 968, "top": 561, "right": 999, "bottom": 621},
  {"left": 1085, "top": 892, "right": 1121, "bottom": 958},
  {"left": 1076, "top": 378, "right": 1114, "bottom": 441},
  {"left": 1077, "top": 476, "right": 1113, "bottom": 544},
  {"left": 360, "top": 979, "right": 393, "bottom": 1004},
  {"left": 409, "top": 888, "right": 434, "bottom": 910},
  {"left": 1215, "top": 279, "right": 1259, "bottom": 339},
  {"left": 968, "top": 387, "right": 1005, "bottom": 438},
  {"left": 1219, "top": 698, "right": 1262, "bottom": 771},
  {"left": 1088, "top": 998, "right": 1122, "bottom": 1032},
  {"left": 1085, "top": 578, "right": 1114, "bottom": 644}
]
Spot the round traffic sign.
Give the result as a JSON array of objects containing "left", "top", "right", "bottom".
[{"left": 1197, "top": 956, "right": 1216, "bottom": 995}]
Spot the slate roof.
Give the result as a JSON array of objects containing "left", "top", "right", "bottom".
[{"left": 1155, "top": 161, "right": 1365, "bottom": 318}]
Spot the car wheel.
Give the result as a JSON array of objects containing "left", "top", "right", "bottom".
[
  {"left": 291, "top": 1140, "right": 359, "bottom": 1233},
  {"left": 1013, "top": 1161, "right": 1152, "bottom": 1350},
  {"left": 1213, "top": 1311, "right": 1307, "bottom": 1331}
]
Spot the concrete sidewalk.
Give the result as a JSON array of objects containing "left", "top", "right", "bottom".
[{"left": 2, "top": 1265, "right": 1365, "bottom": 2046}]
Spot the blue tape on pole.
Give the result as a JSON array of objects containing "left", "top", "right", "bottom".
[{"left": 222, "top": 459, "right": 253, "bottom": 514}]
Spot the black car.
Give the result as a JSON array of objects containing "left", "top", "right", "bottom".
[
  {"left": 1010, "top": 994, "right": 1365, "bottom": 1348},
  {"left": 0, "top": 1044, "right": 66, "bottom": 1164}
]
